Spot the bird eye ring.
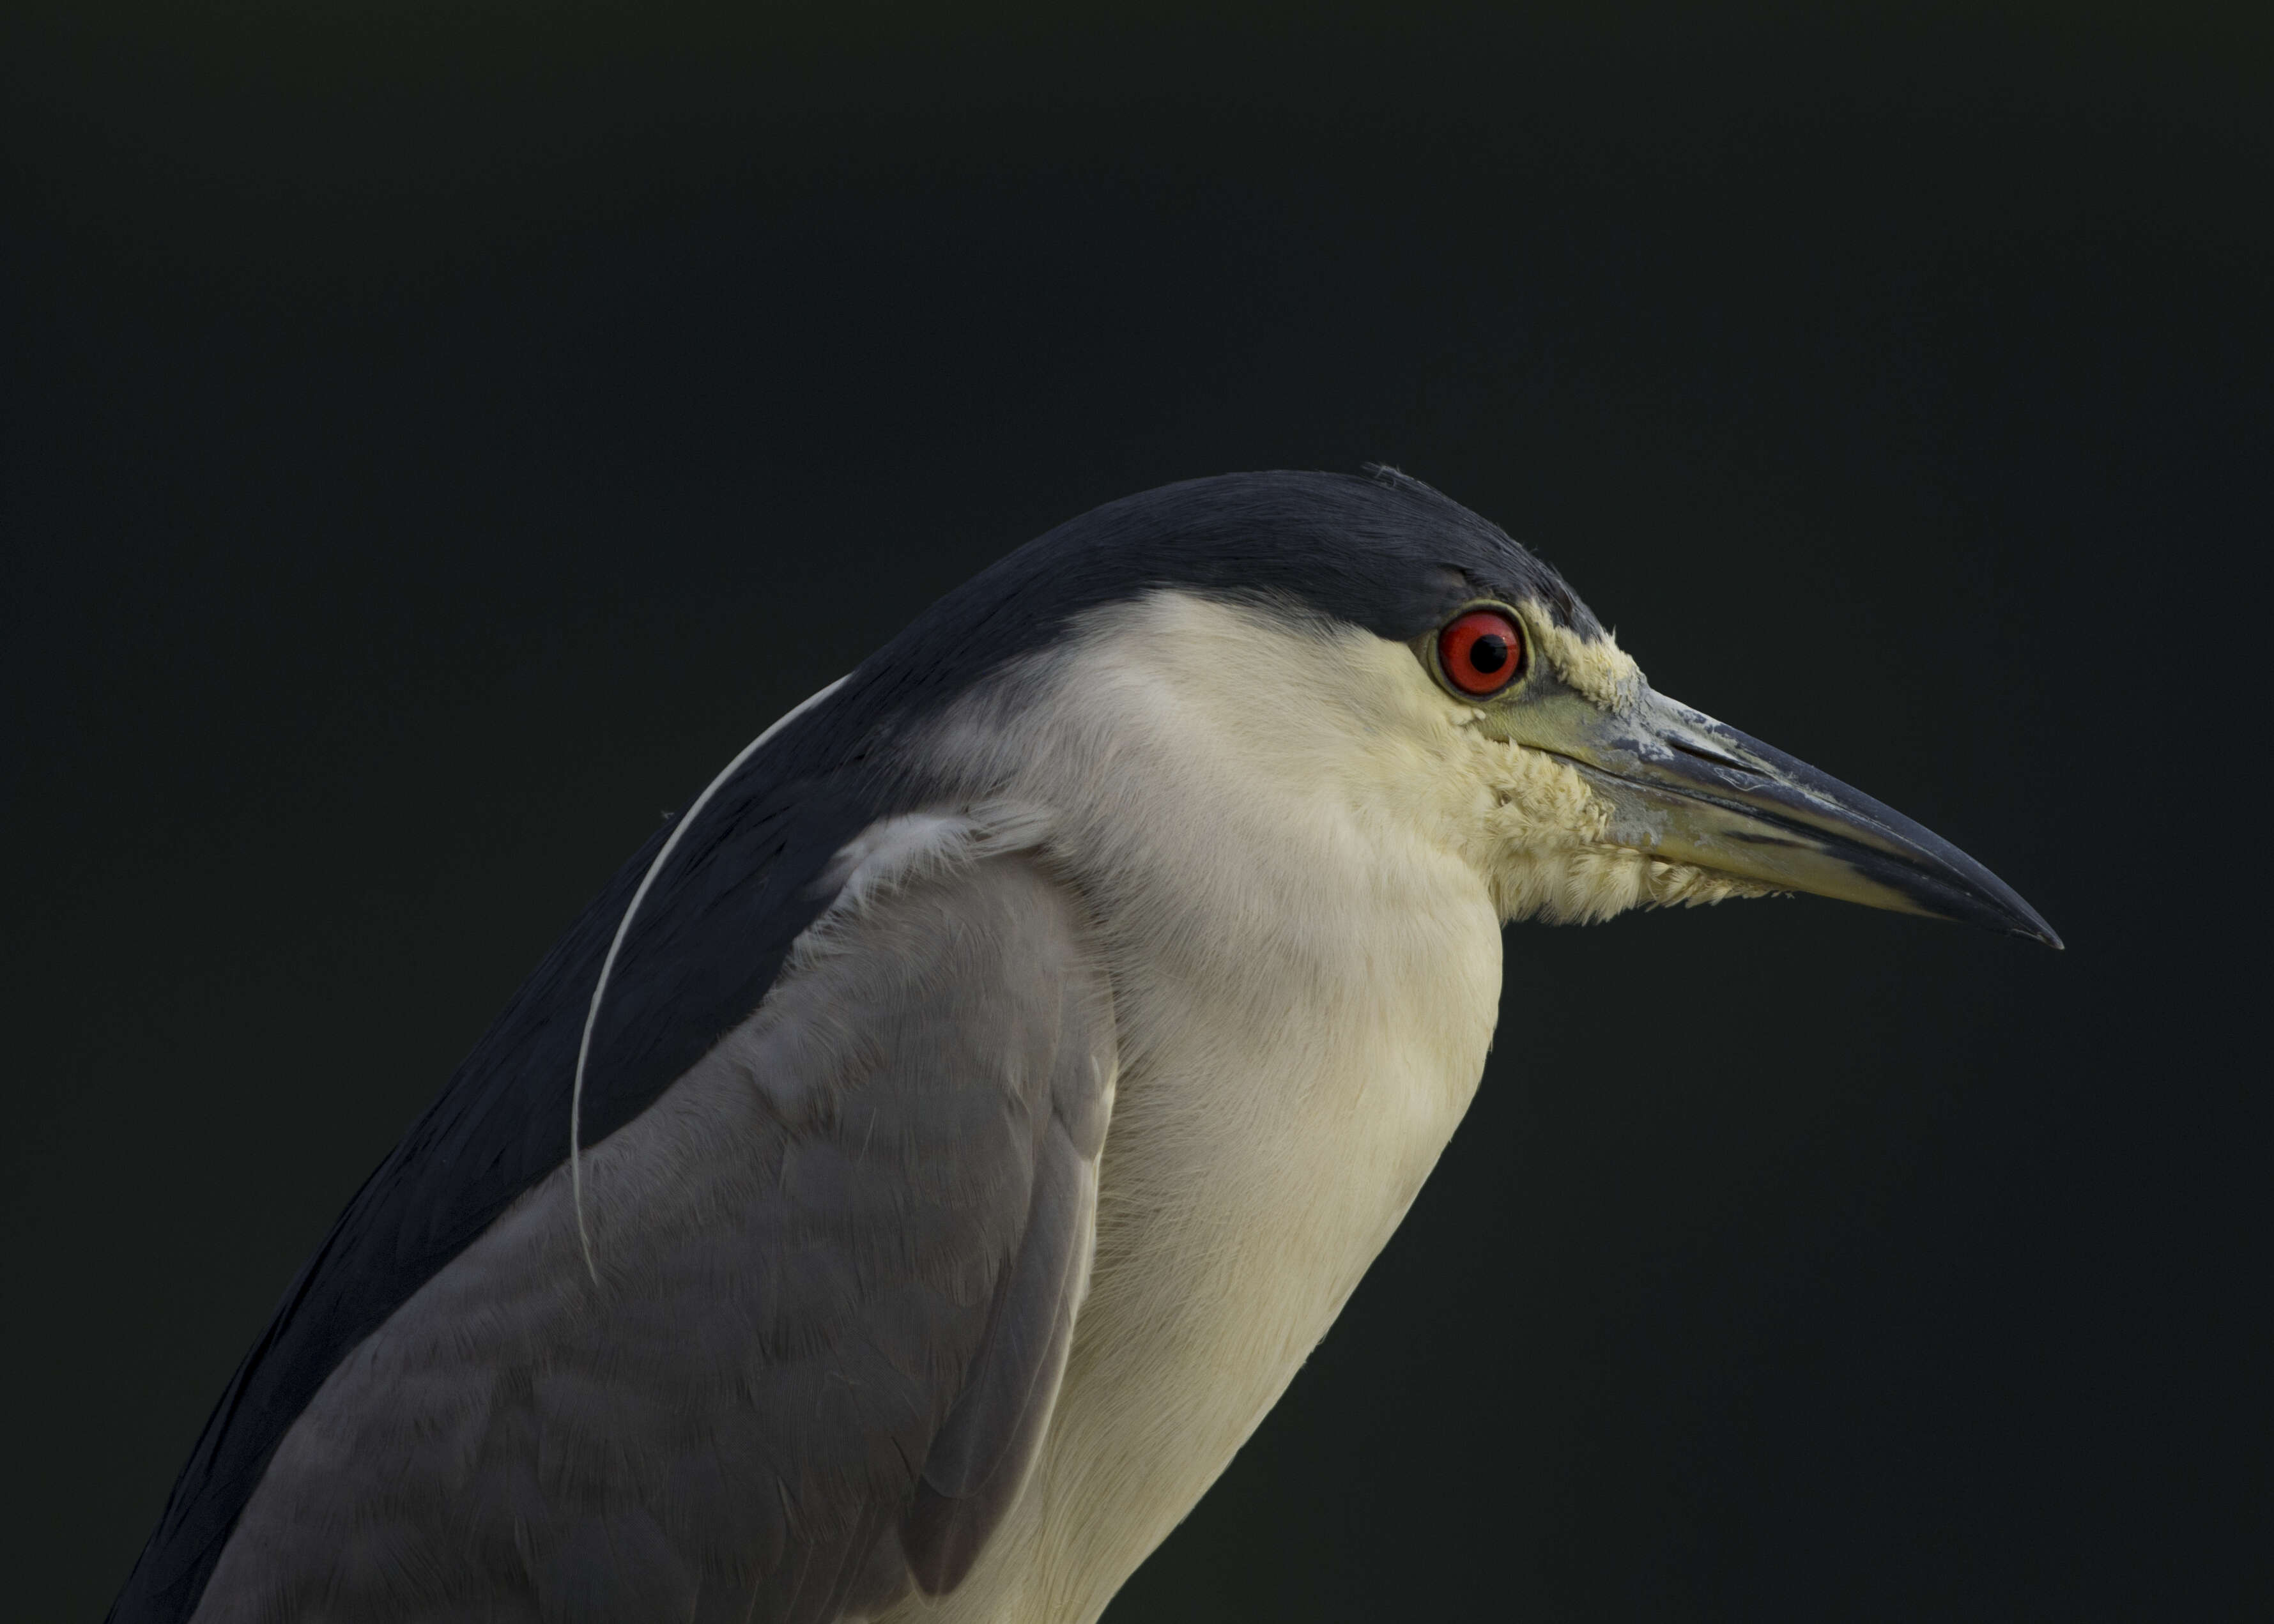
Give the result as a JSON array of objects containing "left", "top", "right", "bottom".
[{"left": 1436, "top": 608, "right": 1526, "bottom": 697}]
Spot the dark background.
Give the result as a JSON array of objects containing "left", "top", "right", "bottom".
[{"left": 5, "top": 3, "right": 2267, "bottom": 1618}]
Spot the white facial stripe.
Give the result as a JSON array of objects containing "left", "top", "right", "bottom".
[{"left": 1527, "top": 616, "right": 1645, "bottom": 711}]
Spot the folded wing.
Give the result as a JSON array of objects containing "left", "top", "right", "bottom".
[{"left": 185, "top": 836, "right": 1115, "bottom": 1624}]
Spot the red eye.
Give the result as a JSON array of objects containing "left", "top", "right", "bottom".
[{"left": 1437, "top": 609, "right": 1525, "bottom": 696}]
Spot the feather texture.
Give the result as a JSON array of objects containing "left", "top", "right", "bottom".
[{"left": 190, "top": 832, "right": 1114, "bottom": 1624}]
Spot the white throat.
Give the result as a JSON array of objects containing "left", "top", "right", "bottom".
[{"left": 892, "top": 592, "right": 1507, "bottom": 1623}]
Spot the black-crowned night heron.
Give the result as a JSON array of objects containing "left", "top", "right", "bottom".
[{"left": 111, "top": 468, "right": 2057, "bottom": 1624}]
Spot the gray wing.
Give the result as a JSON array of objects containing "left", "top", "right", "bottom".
[{"left": 190, "top": 838, "right": 1117, "bottom": 1624}]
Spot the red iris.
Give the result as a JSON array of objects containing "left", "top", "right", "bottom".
[{"left": 1437, "top": 609, "right": 1525, "bottom": 696}]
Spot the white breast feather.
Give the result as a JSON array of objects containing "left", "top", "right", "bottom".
[{"left": 879, "top": 590, "right": 1766, "bottom": 1623}]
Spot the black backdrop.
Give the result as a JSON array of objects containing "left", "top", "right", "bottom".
[{"left": 5, "top": 4, "right": 2266, "bottom": 1618}]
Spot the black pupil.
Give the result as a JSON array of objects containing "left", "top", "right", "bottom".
[{"left": 1468, "top": 633, "right": 1509, "bottom": 673}]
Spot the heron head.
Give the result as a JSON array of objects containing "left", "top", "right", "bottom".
[{"left": 888, "top": 466, "right": 2057, "bottom": 949}]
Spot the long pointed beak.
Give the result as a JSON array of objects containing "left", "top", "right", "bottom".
[{"left": 1507, "top": 687, "right": 2062, "bottom": 947}]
